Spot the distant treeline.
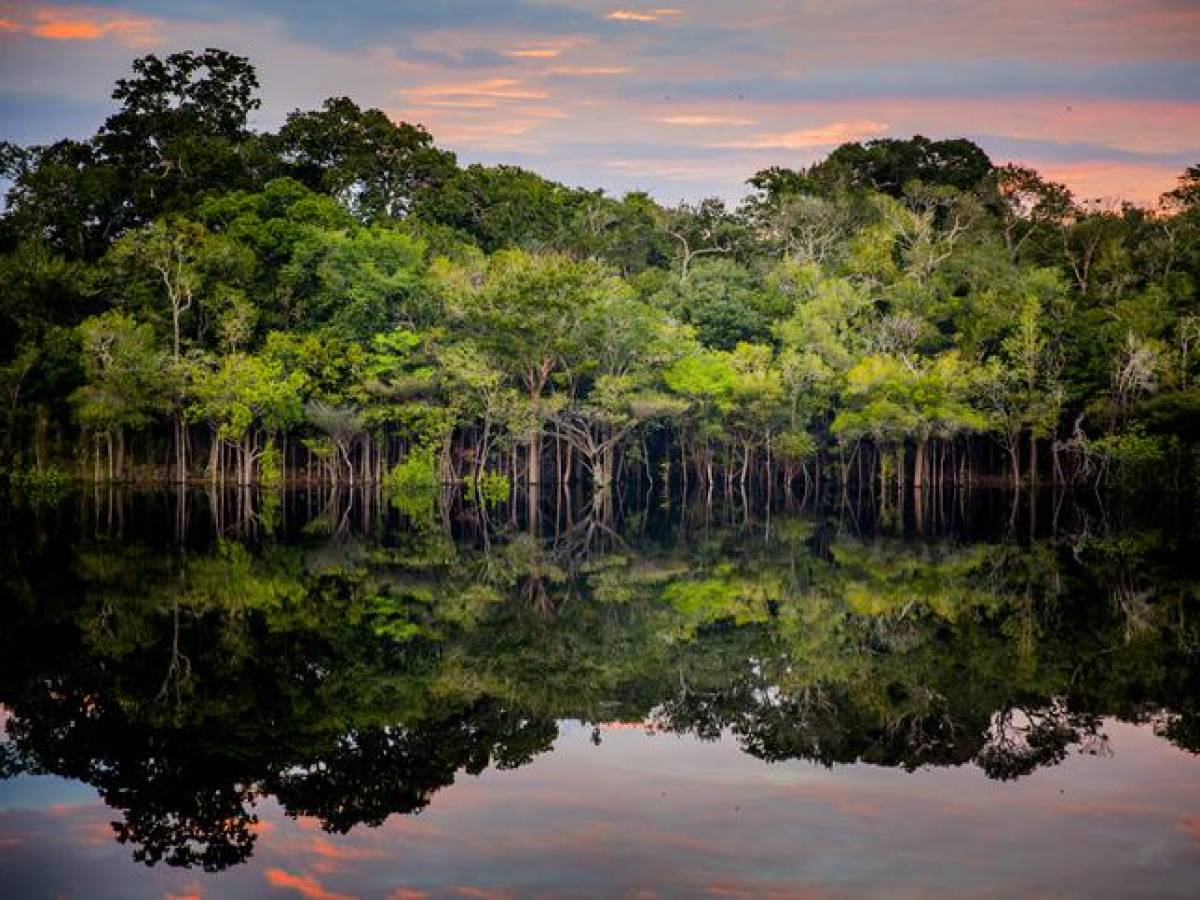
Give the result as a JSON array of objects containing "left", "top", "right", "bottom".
[{"left": 3, "top": 48, "right": 1200, "bottom": 504}]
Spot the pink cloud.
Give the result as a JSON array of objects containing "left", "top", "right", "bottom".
[
  {"left": 545, "top": 66, "right": 633, "bottom": 76},
  {"left": 506, "top": 47, "right": 562, "bottom": 59},
  {"left": 713, "top": 119, "right": 890, "bottom": 149},
  {"left": 401, "top": 78, "right": 548, "bottom": 102},
  {"left": 656, "top": 115, "right": 759, "bottom": 127},
  {"left": 607, "top": 9, "right": 682, "bottom": 23},
  {"left": 1032, "top": 160, "right": 1182, "bottom": 205}
]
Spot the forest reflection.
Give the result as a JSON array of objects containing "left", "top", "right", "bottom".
[{"left": 1, "top": 485, "right": 1198, "bottom": 872}]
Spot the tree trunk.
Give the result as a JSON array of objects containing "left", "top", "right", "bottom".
[
  {"left": 528, "top": 424, "right": 542, "bottom": 485},
  {"left": 913, "top": 438, "right": 927, "bottom": 488}
]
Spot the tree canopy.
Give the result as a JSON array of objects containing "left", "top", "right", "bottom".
[{"left": 3, "top": 47, "right": 1200, "bottom": 501}]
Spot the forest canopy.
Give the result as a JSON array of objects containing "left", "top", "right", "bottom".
[{"left": 3, "top": 48, "right": 1200, "bottom": 501}]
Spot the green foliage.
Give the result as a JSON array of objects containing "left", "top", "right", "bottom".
[
  {"left": 384, "top": 449, "right": 439, "bottom": 519},
  {"left": 72, "top": 311, "right": 171, "bottom": 434},
  {"left": 833, "top": 353, "right": 985, "bottom": 443},
  {"left": 472, "top": 471, "right": 511, "bottom": 507},
  {"left": 188, "top": 352, "right": 304, "bottom": 442},
  {"left": 814, "top": 135, "right": 994, "bottom": 196},
  {"left": 775, "top": 429, "right": 816, "bottom": 462},
  {"left": 276, "top": 96, "right": 455, "bottom": 221},
  {"left": 1, "top": 46, "right": 1199, "bottom": 490},
  {"left": 1091, "top": 429, "right": 1173, "bottom": 486},
  {"left": 4, "top": 464, "right": 69, "bottom": 506}
]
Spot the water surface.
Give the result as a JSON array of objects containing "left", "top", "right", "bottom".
[{"left": 1, "top": 488, "right": 1198, "bottom": 897}]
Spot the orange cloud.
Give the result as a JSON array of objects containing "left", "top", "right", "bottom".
[
  {"left": 507, "top": 47, "right": 562, "bottom": 59},
  {"left": 388, "top": 890, "right": 431, "bottom": 900},
  {"left": 263, "top": 868, "right": 354, "bottom": 900},
  {"left": 545, "top": 66, "right": 633, "bottom": 76},
  {"left": 402, "top": 98, "right": 501, "bottom": 109},
  {"left": 0, "top": 3, "right": 159, "bottom": 45},
  {"left": 713, "top": 119, "right": 889, "bottom": 149},
  {"left": 656, "top": 115, "right": 759, "bottom": 127},
  {"left": 607, "top": 8, "right": 681, "bottom": 22},
  {"left": 80, "top": 821, "right": 116, "bottom": 846},
  {"left": 401, "top": 78, "right": 548, "bottom": 102},
  {"left": 308, "top": 837, "right": 387, "bottom": 861}
]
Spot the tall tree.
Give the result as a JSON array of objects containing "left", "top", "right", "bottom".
[{"left": 276, "top": 97, "right": 456, "bottom": 221}]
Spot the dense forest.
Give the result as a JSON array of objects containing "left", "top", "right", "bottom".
[{"left": 3, "top": 48, "right": 1200, "bottom": 508}]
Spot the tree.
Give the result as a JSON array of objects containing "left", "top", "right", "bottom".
[
  {"left": 1163, "top": 164, "right": 1200, "bottom": 211},
  {"left": 978, "top": 296, "right": 1064, "bottom": 484},
  {"left": 765, "top": 193, "right": 854, "bottom": 264},
  {"left": 723, "top": 343, "right": 786, "bottom": 488},
  {"left": 417, "top": 164, "right": 588, "bottom": 253},
  {"left": 555, "top": 294, "right": 687, "bottom": 503},
  {"left": 107, "top": 216, "right": 251, "bottom": 479},
  {"left": 561, "top": 191, "right": 671, "bottom": 274},
  {"left": 188, "top": 351, "right": 304, "bottom": 487},
  {"left": 657, "top": 198, "right": 746, "bottom": 282},
  {"left": 0, "top": 140, "right": 121, "bottom": 259},
  {"left": 305, "top": 401, "right": 366, "bottom": 486},
  {"left": 649, "top": 258, "right": 776, "bottom": 350},
  {"left": 664, "top": 348, "right": 741, "bottom": 489},
  {"left": 451, "top": 250, "right": 619, "bottom": 490},
  {"left": 833, "top": 353, "right": 985, "bottom": 490},
  {"left": 276, "top": 97, "right": 456, "bottom": 221},
  {"left": 279, "top": 225, "right": 431, "bottom": 337},
  {"left": 97, "top": 48, "right": 263, "bottom": 227},
  {"left": 71, "top": 312, "right": 170, "bottom": 479},
  {"left": 814, "top": 135, "right": 993, "bottom": 196},
  {"left": 982, "top": 164, "right": 1073, "bottom": 262}
]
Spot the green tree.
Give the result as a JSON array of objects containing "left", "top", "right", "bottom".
[
  {"left": 97, "top": 48, "right": 264, "bottom": 228},
  {"left": 276, "top": 97, "right": 456, "bottom": 221},
  {"left": 188, "top": 351, "right": 304, "bottom": 487},
  {"left": 72, "top": 312, "right": 170, "bottom": 479}
]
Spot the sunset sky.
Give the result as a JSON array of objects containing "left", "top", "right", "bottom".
[{"left": 1, "top": 0, "right": 1198, "bottom": 205}]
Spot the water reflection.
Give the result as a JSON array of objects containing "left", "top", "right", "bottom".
[{"left": 1, "top": 487, "right": 1199, "bottom": 895}]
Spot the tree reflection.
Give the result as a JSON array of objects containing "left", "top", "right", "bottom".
[
  {"left": 270, "top": 704, "right": 557, "bottom": 833},
  {"left": 0, "top": 489, "right": 1197, "bottom": 870}
]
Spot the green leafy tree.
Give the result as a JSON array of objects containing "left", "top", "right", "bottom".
[
  {"left": 72, "top": 312, "right": 171, "bottom": 479},
  {"left": 276, "top": 97, "right": 456, "bottom": 221}
]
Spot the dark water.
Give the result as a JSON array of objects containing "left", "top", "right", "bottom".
[{"left": 2, "top": 487, "right": 1199, "bottom": 898}]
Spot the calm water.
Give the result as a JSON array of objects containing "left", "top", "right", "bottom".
[{"left": 1, "top": 487, "right": 1199, "bottom": 898}]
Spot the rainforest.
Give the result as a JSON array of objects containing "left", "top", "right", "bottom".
[
  {"left": 2, "top": 49, "right": 1199, "bottom": 511},
  {"left": 4, "top": 44, "right": 1200, "bottom": 899}
]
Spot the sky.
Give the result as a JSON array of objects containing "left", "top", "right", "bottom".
[{"left": 1, "top": 0, "right": 1198, "bottom": 206}]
